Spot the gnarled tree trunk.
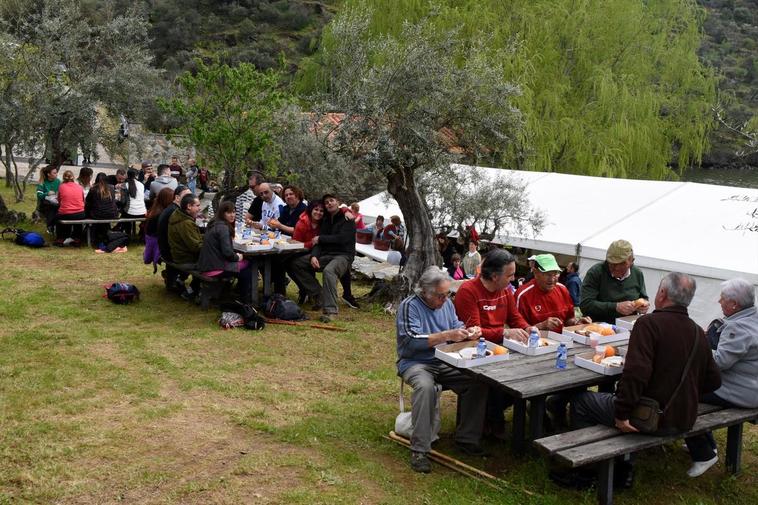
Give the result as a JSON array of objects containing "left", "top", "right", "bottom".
[{"left": 387, "top": 165, "right": 442, "bottom": 299}]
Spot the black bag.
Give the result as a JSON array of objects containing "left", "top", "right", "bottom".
[
  {"left": 105, "top": 282, "right": 140, "bottom": 304},
  {"left": 219, "top": 301, "right": 266, "bottom": 330},
  {"left": 629, "top": 326, "right": 699, "bottom": 433},
  {"left": 105, "top": 230, "right": 129, "bottom": 252},
  {"left": 264, "top": 294, "right": 306, "bottom": 321}
]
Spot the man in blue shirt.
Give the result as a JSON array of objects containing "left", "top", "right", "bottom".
[{"left": 396, "top": 266, "right": 488, "bottom": 473}]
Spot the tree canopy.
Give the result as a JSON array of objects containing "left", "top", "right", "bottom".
[{"left": 299, "top": 0, "right": 717, "bottom": 180}]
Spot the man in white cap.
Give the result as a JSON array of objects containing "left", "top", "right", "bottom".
[
  {"left": 515, "top": 254, "right": 591, "bottom": 333},
  {"left": 580, "top": 239, "right": 649, "bottom": 323}
]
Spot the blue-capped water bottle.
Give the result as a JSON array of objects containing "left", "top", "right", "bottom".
[
  {"left": 556, "top": 343, "right": 568, "bottom": 369},
  {"left": 476, "top": 337, "right": 487, "bottom": 359},
  {"left": 528, "top": 328, "right": 540, "bottom": 348}
]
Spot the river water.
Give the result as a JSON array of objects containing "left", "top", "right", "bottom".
[{"left": 681, "top": 167, "right": 758, "bottom": 189}]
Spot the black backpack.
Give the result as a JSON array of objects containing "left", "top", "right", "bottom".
[
  {"left": 264, "top": 294, "right": 306, "bottom": 321},
  {"left": 105, "top": 283, "right": 140, "bottom": 304},
  {"left": 219, "top": 301, "right": 266, "bottom": 330}
]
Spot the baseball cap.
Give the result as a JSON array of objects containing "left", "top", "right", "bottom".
[
  {"left": 606, "top": 240, "right": 633, "bottom": 263},
  {"left": 534, "top": 254, "right": 560, "bottom": 272}
]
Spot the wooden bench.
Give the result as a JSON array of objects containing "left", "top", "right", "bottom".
[
  {"left": 164, "top": 261, "right": 233, "bottom": 310},
  {"left": 57, "top": 217, "right": 145, "bottom": 246},
  {"left": 534, "top": 403, "right": 758, "bottom": 505}
]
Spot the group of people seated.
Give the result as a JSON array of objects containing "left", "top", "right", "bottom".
[
  {"left": 396, "top": 239, "right": 757, "bottom": 490},
  {"left": 148, "top": 171, "right": 382, "bottom": 322},
  {"left": 35, "top": 156, "right": 208, "bottom": 250}
]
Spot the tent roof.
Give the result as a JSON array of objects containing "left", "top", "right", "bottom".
[{"left": 357, "top": 165, "right": 758, "bottom": 283}]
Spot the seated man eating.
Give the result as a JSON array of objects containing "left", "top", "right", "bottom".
[{"left": 397, "top": 266, "right": 487, "bottom": 473}]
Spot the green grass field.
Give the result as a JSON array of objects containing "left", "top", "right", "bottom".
[{"left": 0, "top": 185, "right": 755, "bottom": 504}]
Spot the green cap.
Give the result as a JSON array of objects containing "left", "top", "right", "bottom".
[{"left": 534, "top": 254, "right": 560, "bottom": 272}]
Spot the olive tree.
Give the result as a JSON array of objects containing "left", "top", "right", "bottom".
[
  {"left": 312, "top": 8, "right": 539, "bottom": 294},
  {"left": 0, "top": 0, "right": 161, "bottom": 201}
]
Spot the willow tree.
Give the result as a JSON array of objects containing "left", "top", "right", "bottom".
[
  {"left": 299, "top": 0, "right": 716, "bottom": 179},
  {"left": 310, "top": 8, "right": 534, "bottom": 294}
]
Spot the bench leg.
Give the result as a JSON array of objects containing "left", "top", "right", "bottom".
[
  {"left": 511, "top": 399, "right": 527, "bottom": 455},
  {"left": 597, "top": 458, "right": 614, "bottom": 505},
  {"left": 726, "top": 423, "right": 743, "bottom": 474}
]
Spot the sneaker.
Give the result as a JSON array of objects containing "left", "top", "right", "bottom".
[
  {"left": 113, "top": 246, "right": 128, "bottom": 253},
  {"left": 410, "top": 451, "right": 431, "bottom": 473},
  {"left": 94, "top": 248, "right": 106, "bottom": 254},
  {"left": 342, "top": 295, "right": 360, "bottom": 309},
  {"left": 687, "top": 455, "right": 718, "bottom": 478},
  {"left": 549, "top": 468, "right": 595, "bottom": 489},
  {"left": 454, "top": 441, "right": 490, "bottom": 457}
]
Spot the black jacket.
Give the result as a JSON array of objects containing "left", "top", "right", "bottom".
[
  {"left": 197, "top": 220, "right": 238, "bottom": 272},
  {"left": 85, "top": 185, "right": 118, "bottom": 219},
  {"left": 311, "top": 210, "right": 355, "bottom": 259},
  {"left": 157, "top": 203, "right": 178, "bottom": 261}
]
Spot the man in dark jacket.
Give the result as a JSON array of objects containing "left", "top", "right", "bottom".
[
  {"left": 289, "top": 194, "right": 356, "bottom": 322},
  {"left": 569, "top": 272, "right": 721, "bottom": 485},
  {"left": 157, "top": 185, "right": 190, "bottom": 291}
]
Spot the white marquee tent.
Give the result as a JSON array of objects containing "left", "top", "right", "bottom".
[{"left": 357, "top": 164, "right": 758, "bottom": 325}]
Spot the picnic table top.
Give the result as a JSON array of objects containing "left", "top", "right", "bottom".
[
  {"left": 464, "top": 343, "right": 629, "bottom": 399},
  {"left": 234, "top": 244, "right": 307, "bottom": 257},
  {"left": 57, "top": 217, "right": 145, "bottom": 223}
]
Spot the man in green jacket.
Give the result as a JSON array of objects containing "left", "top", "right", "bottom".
[
  {"left": 168, "top": 194, "right": 203, "bottom": 300},
  {"left": 580, "top": 239, "right": 650, "bottom": 323}
]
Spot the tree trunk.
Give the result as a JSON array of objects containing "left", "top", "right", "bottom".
[
  {"left": 386, "top": 165, "right": 441, "bottom": 299},
  {"left": 2, "top": 145, "right": 11, "bottom": 187},
  {"left": 50, "top": 128, "right": 64, "bottom": 167}
]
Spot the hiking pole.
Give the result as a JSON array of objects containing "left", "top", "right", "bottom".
[
  {"left": 263, "top": 318, "right": 347, "bottom": 332},
  {"left": 387, "top": 431, "right": 535, "bottom": 496}
]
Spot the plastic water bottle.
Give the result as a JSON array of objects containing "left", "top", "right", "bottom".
[
  {"left": 556, "top": 343, "right": 568, "bottom": 369},
  {"left": 476, "top": 337, "right": 487, "bottom": 359},
  {"left": 528, "top": 328, "right": 540, "bottom": 348},
  {"left": 242, "top": 226, "right": 252, "bottom": 241}
]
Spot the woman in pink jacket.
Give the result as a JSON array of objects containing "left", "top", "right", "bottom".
[{"left": 55, "top": 170, "right": 86, "bottom": 244}]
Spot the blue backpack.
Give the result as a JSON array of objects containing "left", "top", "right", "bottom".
[{"left": 1, "top": 227, "right": 45, "bottom": 248}]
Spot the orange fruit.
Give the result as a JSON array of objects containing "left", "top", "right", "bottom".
[
  {"left": 604, "top": 346, "right": 616, "bottom": 358},
  {"left": 493, "top": 345, "right": 508, "bottom": 355}
]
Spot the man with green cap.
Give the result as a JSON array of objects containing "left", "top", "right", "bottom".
[
  {"left": 515, "top": 254, "right": 591, "bottom": 333},
  {"left": 580, "top": 239, "right": 649, "bottom": 323}
]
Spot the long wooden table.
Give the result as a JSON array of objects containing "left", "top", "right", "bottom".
[{"left": 464, "top": 342, "right": 628, "bottom": 454}]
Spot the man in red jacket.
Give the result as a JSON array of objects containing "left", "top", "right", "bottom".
[
  {"left": 453, "top": 249, "right": 531, "bottom": 343},
  {"left": 453, "top": 249, "right": 534, "bottom": 439},
  {"left": 515, "top": 254, "right": 591, "bottom": 333}
]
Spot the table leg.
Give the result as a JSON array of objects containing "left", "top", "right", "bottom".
[
  {"left": 529, "top": 396, "right": 546, "bottom": 442},
  {"left": 511, "top": 399, "right": 526, "bottom": 455},
  {"left": 86, "top": 225, "right": 92, "bottom": 247},
  {"left": 262, "top": 257, "right": 272, "bottom": 299},
  {"left": 597, "top": 458, "right": 615, "bottom": 505},
  {"left": 726, "top": 423, "right": 743, "bottom": 474},
  {"left": 249, "top": 258, "right": 260, "bottom": 307}
]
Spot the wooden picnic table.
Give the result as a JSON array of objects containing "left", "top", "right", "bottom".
[
  {"left": 235, "top": 244, "right": 307, "bottom": 306},
  {"left": 464, "top": 342, "right": 628, "bottom": 454},
  {"left": 57, "top": 217, "right": 145, "bottom": 246}
]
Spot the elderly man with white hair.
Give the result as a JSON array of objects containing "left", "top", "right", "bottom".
[
  {"left": 396, "top": 266, "right": 488, "bottom": 473},
  {"left": 685, "top": 278, "right": 758, "bottom": 477}
]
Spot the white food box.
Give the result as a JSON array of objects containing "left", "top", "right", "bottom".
[
  {"left": 615, "top": 315, "right": 643, "bottom": 331},
  {"left": 501, "top": 334, "right": 561, "bottom": 356},
  {"left": 272, "top": 238, "right": 305, "bottom": 251},
  {"left": 543, "top": 329, "right": 574, "bottom": 349},
  {"left": 435, "top": 341, "right": 510, "bottom": 369},
  {"left": 574, "top": 348, "right": 627, "bottom": 376},
  {"left": 563, "top": 324, "right": 630, "bottom": 346},
  {"left": 234, "top": 240, "right": 274, "bottom": 252}
]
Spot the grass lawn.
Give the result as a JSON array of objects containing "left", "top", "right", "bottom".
[{"left": 0, "top": 184, "right": 756, "bottom": 504}]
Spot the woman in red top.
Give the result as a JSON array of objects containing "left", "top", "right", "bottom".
[
  {"left": 55, "top": 170, "right": 86, "bottom": 243},
  {"left": 288, "top": 200, "right": 358, "bottom": 308}
]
